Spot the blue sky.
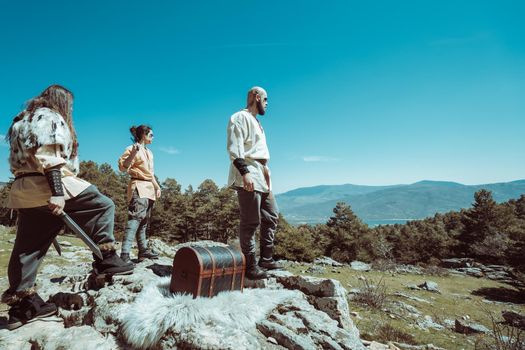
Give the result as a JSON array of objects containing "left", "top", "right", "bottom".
[{"left": 1, "top": 0, "right": 523, "bottom": 194}]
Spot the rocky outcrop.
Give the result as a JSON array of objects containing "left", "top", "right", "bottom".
[
  {"left": 416, "top": 315, "right": 445, "bottom": 330},
  {"left": 417, "top": 281, "right": 440, "bottom": 293},
  {"left": 391, "top": 301, "right": 421, "bottom": 318},
  {"left": 393, "top": 292, "right": 431, "bottom": 304},
  {"left": 0, "top": 240, "right": 365, "bottom": 350},
  {"left": 440, "top": 258, "right": 475, "bottom": 268},
  {"left": 0, "top": 322, "right": 118, "bottom": 350},
  {"left": 501, "top": 310, "right": 525, "bottom": 330},
  {"left": 351, "top": 261, "right": 372, "bottom": 272},
  {"left": 275, "top": 274, "right": 357, "bottom": 334},
  {"left": 454, "top": 319, "right": 490, "bottom": 335},
  {"left": 314, "top": 256, "right": 344, "bottom": 267},
  {"left": 258, "top": 295, "right": 363, "bottom": 350},
  {"left": 441, "top": 258, "right": 522, "bottom": 286}
]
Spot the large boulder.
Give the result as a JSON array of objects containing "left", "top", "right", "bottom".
[
  {"left": 350, "top": 261, "right": 372, "bottom": 271},
  {"left": 258, "top": 295, "right": 364, "bottom": 350},
  {"left": 275, "top": 274, "right": 358, "bottom": 335},
  {"left": 0, "top": 322, "right": 118, "bottom": 350},
  {"left": 0, "top": 242, "right": 365, "bottom": 350},
  {"left": 417, "top": 281, "right": 440, "bottom": 293}
]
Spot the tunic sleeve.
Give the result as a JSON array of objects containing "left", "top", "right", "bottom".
[
  {"left": 227, "top": 115, "right": 246, "bottom": 160},
  {"left": 118, "top": 147, "right": 135, "bottom": 172}
]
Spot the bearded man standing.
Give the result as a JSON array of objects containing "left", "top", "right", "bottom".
[{"left": 227, "top": 86, "right": 282, "bottom": 280}]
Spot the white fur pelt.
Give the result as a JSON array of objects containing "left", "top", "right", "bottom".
[
  {"left": 9, "top": 107, "right": 79, "bottom": 174},
  {"left": 121, "top": 277, "right": 299, "bottom": 349}
]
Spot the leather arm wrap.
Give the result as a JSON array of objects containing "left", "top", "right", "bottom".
[
  {"left": 45, "top": 169, "right": 64, "bottom": 196},
  {"left": 233, "top": 158, "right": 250, "bottom": 176}
]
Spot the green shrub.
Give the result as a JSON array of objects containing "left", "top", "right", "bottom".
[{"left": 274, "top": 225, "right": 322, "bottom": 262}]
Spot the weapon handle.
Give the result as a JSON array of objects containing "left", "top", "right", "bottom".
[{"left": 59, "top": 213, "right": 103, "bottom": 260}]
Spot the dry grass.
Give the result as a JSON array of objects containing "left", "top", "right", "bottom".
[
  {"left": 375, "top": 322, "right": 417, "bottom": 344},
  {"left": 475, "top": 311, "right": 525, "bottom": 350},
  {"left": 286, "top": 262, "right": 525, "bottom": 350},
  {"left": 371, "top": 259, "right": 398, "bottom": 272},
  {"left": 353, "top": 276, "right": 389, "bottom": 309},
  {"left": 421, "top": 265, "right": 450, "bottom": 277}
]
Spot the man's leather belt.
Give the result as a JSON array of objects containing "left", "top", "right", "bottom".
[
  {"left": 15, "top": 172, "right": 44, "bottom": 180},
  {"left": 254, "top": 159, "right": 268, "bottom": 166}
]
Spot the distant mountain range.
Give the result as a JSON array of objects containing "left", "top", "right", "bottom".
[{"left": 276, "top": 180, "right": 525, "bottom": 225}]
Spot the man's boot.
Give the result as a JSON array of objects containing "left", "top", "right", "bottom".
[
  {"left": 93, "top": 250, "right": 134, "bottom": 275},
  {"left": 245, "top": 253, "right": 268, "bottom": 280},
  {"left": 259, "top": 246, "right": 284, "bottom": 270},
  {"left": 258, "top": 259, "right": 284, "bottom": 270}
]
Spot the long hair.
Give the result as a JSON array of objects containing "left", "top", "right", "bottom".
[
  {"left": 7, "top": 84, "right": 78, "bottom": 158},
  {"left": 130, "top": 125, "right": 152, "bottom": 143}
]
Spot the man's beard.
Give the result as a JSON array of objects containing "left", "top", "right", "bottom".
[{"left": 256, "top": 100, "right": 266, "bottom": 115}]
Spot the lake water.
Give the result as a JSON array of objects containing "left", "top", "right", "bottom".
[
  {"left": 365, "top": 219, "right": 411, "bottom": 227},
  {"left": 287, "top": 217, "right": 412, "bottom": 227}
]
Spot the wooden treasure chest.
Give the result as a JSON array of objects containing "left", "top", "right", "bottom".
[{"left": 170, "top": 245, "right": 246, "bottom": 298}]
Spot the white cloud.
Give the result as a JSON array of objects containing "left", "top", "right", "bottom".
[
  {"left": 0, "top": 134, "right": 7, "bottom": 147},
  {"left": 159, "top": 146, "right": 180, "bottom": 155},
  {"left": 302, "top": 156, "right": 339, "bottom": 162}
]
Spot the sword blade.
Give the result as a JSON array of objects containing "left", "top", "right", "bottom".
[
  {"left": 59, "top": 213, "right": 103, "bottom": 260},
  {"left": 52, "top": 239, "right": 62, "bottom": 256}
]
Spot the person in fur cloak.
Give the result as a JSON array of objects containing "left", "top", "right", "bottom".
[
  {"left": 118, "top": 125, "right": 161, "bottom": 263},
  {"left": 2, "top": 85, "right": 134, "bottom": 330}
]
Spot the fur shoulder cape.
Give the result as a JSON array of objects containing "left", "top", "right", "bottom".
[{"left": 9, "top": 107, "right": 79, "bottom": 174}]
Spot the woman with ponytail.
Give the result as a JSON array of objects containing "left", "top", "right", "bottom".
[{"left": 118, "top": 125, "right": 161, "bottom": 262}]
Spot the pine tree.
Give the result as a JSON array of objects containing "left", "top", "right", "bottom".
[
  {"left": 325, "top": 202, "right": 369, "bottom": 262},
  {"left": 460, "top": 190, "right": 498, "bottom": 245},
  {"left": 458, "top": 189, "right": 514, "bottom": 261},
  {"left": 79, "top": 161, "right": 128, "bottom": 233},
  {"left": 515, "top": 194, "right": 525, "bottom": 220},
  {"left": 0, "top": 181, "right": 15, "bottom": 226},
  {"left": 149, "top": 178, "right": 186, "bottom": 242}
]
